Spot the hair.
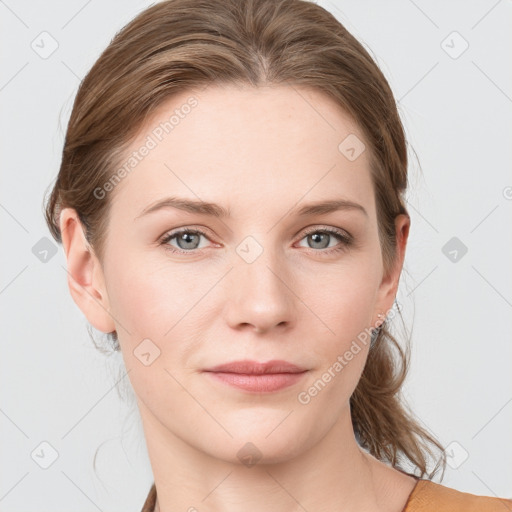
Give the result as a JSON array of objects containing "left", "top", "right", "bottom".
[{"left": 44, "top": 0, "right": 447, "bottom": 480}]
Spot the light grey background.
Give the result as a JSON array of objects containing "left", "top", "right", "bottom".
[{"left": 1, "top": 0, "right": 511, "bottom": 510}]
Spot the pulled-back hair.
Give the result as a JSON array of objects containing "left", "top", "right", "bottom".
[{"left": 44, "top": 0, "right": 447, "bottom": 479}]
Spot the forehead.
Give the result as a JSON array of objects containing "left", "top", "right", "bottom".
[{"left": 109, "top": 84, "right": 375, "bottom": 219}]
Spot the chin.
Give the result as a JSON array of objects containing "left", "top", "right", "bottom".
[{"left": 199, "top": 423, "right": 312, "bottom": 466}]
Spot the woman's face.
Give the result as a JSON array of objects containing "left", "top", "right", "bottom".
[{"left": 70, "top": 84, "right": 408, "bottom": 463}]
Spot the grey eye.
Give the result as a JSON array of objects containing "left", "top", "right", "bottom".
[
  {"left": 175, "top": 232, "right": 202, "bottom": 250},
  {"left": 306, "top": 232, "right": 332, "bottom": 249}
]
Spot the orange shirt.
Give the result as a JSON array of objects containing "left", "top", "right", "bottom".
[
  {"left": 141, "top": 479, "right": 512, "bottom": 511},
  {"left": 403, "top": 479, "right": 512, "bottom": 511}
]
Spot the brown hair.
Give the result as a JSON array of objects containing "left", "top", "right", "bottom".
[{"left": 44, "top": 0, "right": 447, "bottom": 479}]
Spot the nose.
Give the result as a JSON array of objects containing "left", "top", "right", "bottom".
[{"left": 224, "top": 248, "right": 296, "bottom": 334}]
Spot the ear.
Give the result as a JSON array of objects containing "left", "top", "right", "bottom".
[
  {"left": 59, "top": 208, "right": 116, "bottom": 334},
  {"left": 372, "top": 214, "right": 410, "bottom": 325}
]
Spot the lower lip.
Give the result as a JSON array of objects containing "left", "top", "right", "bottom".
[{"left": 205, "top": 371, "right": 307, "bottom": 392}]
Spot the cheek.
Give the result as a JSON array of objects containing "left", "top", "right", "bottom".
[
  {"left": 300, "top": 255, "right": 380, "bottom": 332},
  {"left": 296, "top": 270, "right": 376, "bottom": 414},
  {"left": 297, "top": 254, "right": 380, "bottom": 379},
  {"left": 107, "top": 261, "right": 203, "bottom": 407},
  {"left": 104, "top": 242, "right": 207, "bottom": 338}
]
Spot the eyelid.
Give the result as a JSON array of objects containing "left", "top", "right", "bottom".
[{"left": 299, "top": 224, "right": 352, "bottom": 241}]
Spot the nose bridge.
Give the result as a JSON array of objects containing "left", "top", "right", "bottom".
[
  {"left": 226, "top": 234, "right": 295, "bottom": 331},
  {"left": 236, "top": 236, "right": 288, "bottom": 294}
]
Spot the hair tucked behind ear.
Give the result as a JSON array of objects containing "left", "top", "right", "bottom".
[{"left": 44, "top": 0, "right": 447, "bottom": 479}]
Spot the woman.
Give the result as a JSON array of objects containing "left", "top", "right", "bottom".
[{"left": 44, "top": 0, "right": 511, "bottom": 510}]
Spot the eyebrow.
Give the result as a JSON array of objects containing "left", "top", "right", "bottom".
[{"left": 134, "top": 196, "right": 368, "bottom": 220}]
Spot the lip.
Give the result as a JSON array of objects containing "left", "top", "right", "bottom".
[
  {"left": 203, "top": 360, "right": 308, "bottom": 392},
  {"left": 204, "top": 359, "right": 307, "bottom": 374}
]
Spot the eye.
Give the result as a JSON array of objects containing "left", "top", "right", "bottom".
[
  {"left": 159, "top": 228, "right": 212, "bottom": 254},
  {"left": 296, "top": 226, "right": 353, "bottom": 254}
]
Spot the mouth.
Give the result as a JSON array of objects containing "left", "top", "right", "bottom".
[{"left": 202, "top": 359, "right": 308, "bottom": 392}]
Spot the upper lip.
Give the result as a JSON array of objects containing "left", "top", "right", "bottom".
[{"left": 204, "top": 359, "right": 307, "bottom": 374}]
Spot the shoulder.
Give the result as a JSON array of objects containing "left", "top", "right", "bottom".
[{"left": 404, "top": 479, "right": 512, "bottom": 512}]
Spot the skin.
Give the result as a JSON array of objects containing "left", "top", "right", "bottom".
[{"left": 60, "top": 84, "right": 415, "bottom": 512}]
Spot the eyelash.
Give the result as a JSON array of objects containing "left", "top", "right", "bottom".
[{"left": 158, "top": 226, "right": 353, "bottom": 256}]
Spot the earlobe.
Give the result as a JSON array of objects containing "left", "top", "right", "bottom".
[{"left": 59, "top": 208, "right": 116, "bottom": 334}]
